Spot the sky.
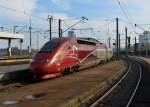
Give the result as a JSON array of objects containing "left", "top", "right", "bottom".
[{"left": 0, "top": 0, "right": 150, "bottom": 49}]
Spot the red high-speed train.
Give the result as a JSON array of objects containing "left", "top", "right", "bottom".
[{"left": 30, "top": 37, "right": 113, "bottom": 79}]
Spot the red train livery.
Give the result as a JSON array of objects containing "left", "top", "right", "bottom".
[{"left": 30, "top": 37, "right": 113, "bottom": 79}]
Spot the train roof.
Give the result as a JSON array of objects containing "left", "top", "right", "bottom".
[{"left": 51, "top": 37, "right": 104, "bottom": 44}]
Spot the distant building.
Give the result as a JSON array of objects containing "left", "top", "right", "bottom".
[{"left": 139, "top": 31, "right": 150, "bottom": 44}]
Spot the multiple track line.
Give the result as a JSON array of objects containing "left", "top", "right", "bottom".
[{"left": 89, "top": 58, "right": 150, "bottom": 107}]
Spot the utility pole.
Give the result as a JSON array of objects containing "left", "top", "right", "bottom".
[
  {"left": 116, "top": 18, "right": 119, "bottom": 59},
  {"left": 58, "top": 19, "right": 62, "bottom": 38},
  {"left": 36, "top": 31, "right": 39, "bottom": 51},
  {"left": 108, "top": 37, "right": 111, "bottom": 48},
  {"left": 119, "top": 34, "right": 121, "bottom": 55},
  {"left": 125, "top": 27, "right": 128, "bottom": 56},
  {"left": 146, "top": 33, "right": 148, "bottom": 57},
  {"left": 0, "top": 27, "right": 3, "bottom": 32},
  {"left": 29, "top": 16, "right": 32, "bottom": 55},
  {"left": 48, "top": 15, "right": 53, "bottom": 40}
]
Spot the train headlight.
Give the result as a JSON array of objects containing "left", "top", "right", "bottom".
[
  {"left": 46, "top": 59, "right": 50, "bottom": 63},
  {"left": 41, "top": 59, "right": 50, "bottom": 64},
  {"left": 52, "top": 61, "right": 60, "bottom": 66}
]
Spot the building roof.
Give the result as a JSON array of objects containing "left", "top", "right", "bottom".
[{"left": 0, "top": 32, "right": 24, "bottom": 39}]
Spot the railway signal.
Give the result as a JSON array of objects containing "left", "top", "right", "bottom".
[{"left": 128, "top": 36, "right": 131, "bottom": 48}]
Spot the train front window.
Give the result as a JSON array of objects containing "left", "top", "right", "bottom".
[{"left": 39, "top": 40, "right": 59, "bottom": 52}]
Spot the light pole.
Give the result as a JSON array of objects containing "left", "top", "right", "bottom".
[
  {"left": 14, "top": 25, "right": 27, "bottom": 55},
  {"left": 14, "top": 25, "right": 21, "bottom": 55},
  {"left": 105, "top": 19, "right": 116, "bottom": 49}
]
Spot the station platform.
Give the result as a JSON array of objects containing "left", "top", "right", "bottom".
[
  {"left": 0, "top": 58, "right": 31, "bottom": 65},
  {"left": 0, "top": 64, "right": 29, "bottom": 74},
  {"left": 0, "top": 64, "right": 29, "bottom": 81},
  {"left": 0, "top": 56, "right": 31, "bottom": 81}
]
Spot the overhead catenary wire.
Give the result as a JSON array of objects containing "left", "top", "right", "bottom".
[
  {"left": 0, "top": 4, "right": 47, "bottom": 20},
  {"left": 62, "top": 20, "right": 70, "bottom": 28},
  {"left": 0, "top": 25, "right": 50, "bottom": 36},
  {"left": 120, "top": 0, "right": 133, "bottom": 21},
  {"left": 115, "top": 0, "right": 132, "bottom": 25},
  {"left": 62, "top": 17, "right": 88, "bottom": 33},
  {"left": 115, "top": 0, "right": 136, "bottom": 33}
]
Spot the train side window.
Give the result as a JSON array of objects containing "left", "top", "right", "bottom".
[{"left": 77, "top": 40, "right": 96, "bottom": 46}]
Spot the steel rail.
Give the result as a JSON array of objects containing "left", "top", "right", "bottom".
[
  {"left": 90, "top": 63, "right": 132, "bottom": 107},
  {"left": 126, "top": 62, "right": 142, "bottom": 107}
]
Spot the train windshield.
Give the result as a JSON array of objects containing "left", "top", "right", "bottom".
[{"left": 39, "top": 39, "right": 59, "bottom": 53}]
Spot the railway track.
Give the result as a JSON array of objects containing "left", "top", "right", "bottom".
[
  {"left": 0, "top": 60, "right": 111, "bottom": 92},
  {"left": 0, "top": 60, "right": 124, "bottom": 107},
  {"left": 1, "top": 58, "right": 149, "bottom": 107},
  {"left": 88, "top": 58, "right": 150, "bottom": 107}
]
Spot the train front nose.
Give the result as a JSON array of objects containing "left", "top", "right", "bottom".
[
  {"left": 30, "top": 56, "right": 61, "bottom": 74},
  {"left": 30, "top": 59, "right": 62, "bottom": 79},
  {"left": 30, "top": 60, "right": 49, "bottom": 72}
]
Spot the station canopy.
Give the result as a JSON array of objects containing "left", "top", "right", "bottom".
[{"left": 0, "top": 32, "right": 24, "bottom": 39}]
